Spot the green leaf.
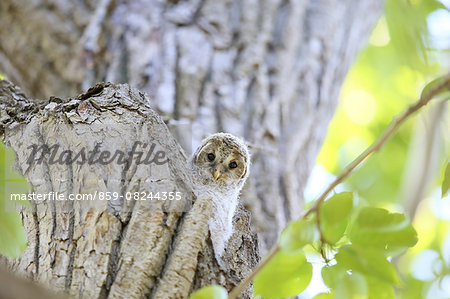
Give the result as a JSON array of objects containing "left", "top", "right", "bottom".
[
  {"left": 319, "top": 192, "right": 353, "bottom": 244},
  {"left": 313, "top": 292, "right": 334, "bottom": 299},
  {"left": 280, "top": 216, "right": 319, "bottom": 253},
  {"left": 335, "top": 271, "right": 368, "bottom": 299},
  {"left": 401, "top": 275, "right": 426, "bottom": 299},
  {"left": 254, "top": 250, "right": 312, "bottom": 298},
  {"left": 189, "top": 285, "right": 228, "bottom": 299},
  {"left": 335, "top": 245, "right": 400, "bottom": 285},
  {"left": 321, "top": 264, "right": 345, "bottom": 289},
  {"left": 442, "top": 162, "right": 450, "bottom": 198},
  {"left": 350, "top": 207, "right": 417, "bottom": 255},
  {"left": 420, "top": 75, "right": 450, "bottom": 102},
  {"left": 323, "top": 261, "right": 391, "bottom": 299},
  {"left": 367, "top": 276, "right": 395, "bottom": 299}
]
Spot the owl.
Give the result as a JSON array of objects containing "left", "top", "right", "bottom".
[{"left": 189, "top": 132, "right": 250, "bottom": 262}]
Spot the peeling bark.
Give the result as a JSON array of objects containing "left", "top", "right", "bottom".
[
  {"left": 0, "top": 80, "right": 258, "bottom": 298},
  {"left": 0, "top": 0, "right": 383, "bottom": 253},
  {"left": 0, "top": 0, "right": 383, "bottom": 297}
]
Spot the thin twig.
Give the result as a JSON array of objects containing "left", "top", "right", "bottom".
[
  {"left": 228, "top": 246, "right": 280, "bottom": 299},
  {"left": 228, "top": 73, "right": 450, "bottom": 298},
  {"left": 312, "top": 209, "right": 329, "bottom": 262},
  {"left": 304, "top": 73, "right": 450, "bottom": 218}
]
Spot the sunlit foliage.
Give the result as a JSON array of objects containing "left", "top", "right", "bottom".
[{"left": 316, "top": 0, "right": 450, "bottom": 297}]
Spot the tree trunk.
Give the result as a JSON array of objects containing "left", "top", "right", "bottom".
[
  {"left": 0, "top": 0, "right": 382, "bottom": 298},
  {"left": 0, "top": 80, "right": 258, "bottom": 298}
]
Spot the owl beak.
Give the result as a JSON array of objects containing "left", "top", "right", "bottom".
[{"left": 214, "top": 164, "right": 224, "bottom": 181}]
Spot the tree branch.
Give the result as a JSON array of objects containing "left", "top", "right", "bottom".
[
  {"left": 0, "top": 80, "right": 259, "bottom": 298},
  {"left": 229, "top": 73, "right": 450, "bottom": 298}
]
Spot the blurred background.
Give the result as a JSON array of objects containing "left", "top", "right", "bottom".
[{"left": 303, "top": 0, "right": 450, "bottom": 297}]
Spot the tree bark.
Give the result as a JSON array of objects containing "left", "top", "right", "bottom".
[
  {"left": 0, "top": 0, "right": 383, "bottom": 298},
  {"left": 0, "top": 80, "right": 258, "bottom": 298}
]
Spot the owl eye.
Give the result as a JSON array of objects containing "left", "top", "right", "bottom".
[
  {"left": 207, "top": 153, "right": 215, "bottom": 162},
  {"left": 229, "top": 161, "right": 238, "bottom": 169}
]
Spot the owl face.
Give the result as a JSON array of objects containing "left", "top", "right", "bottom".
[{"left": 192, "top": 133, "right": 249, "bottom": 187}]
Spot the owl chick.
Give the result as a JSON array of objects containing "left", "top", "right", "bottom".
[{"left": 189, "top": 133, "right": 250, "bottom": 262}]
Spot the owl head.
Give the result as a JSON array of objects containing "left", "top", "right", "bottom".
[{"left": 190, "top": 133, "right": 250, "bottom": 190}]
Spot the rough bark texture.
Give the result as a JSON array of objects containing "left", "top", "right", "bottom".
[
  {"left": 0, "top": 0, "right": 383, "bottom": 252},
  {"left": 0, "top": 0, "right": 383, "bottom": 298},
  {"left": 0, "top": 80, "right": 258, "bottom": 298}
]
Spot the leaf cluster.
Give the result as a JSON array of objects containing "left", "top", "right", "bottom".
[{"left": 253, "top": 193, "right": 418, "bottom": 299}]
